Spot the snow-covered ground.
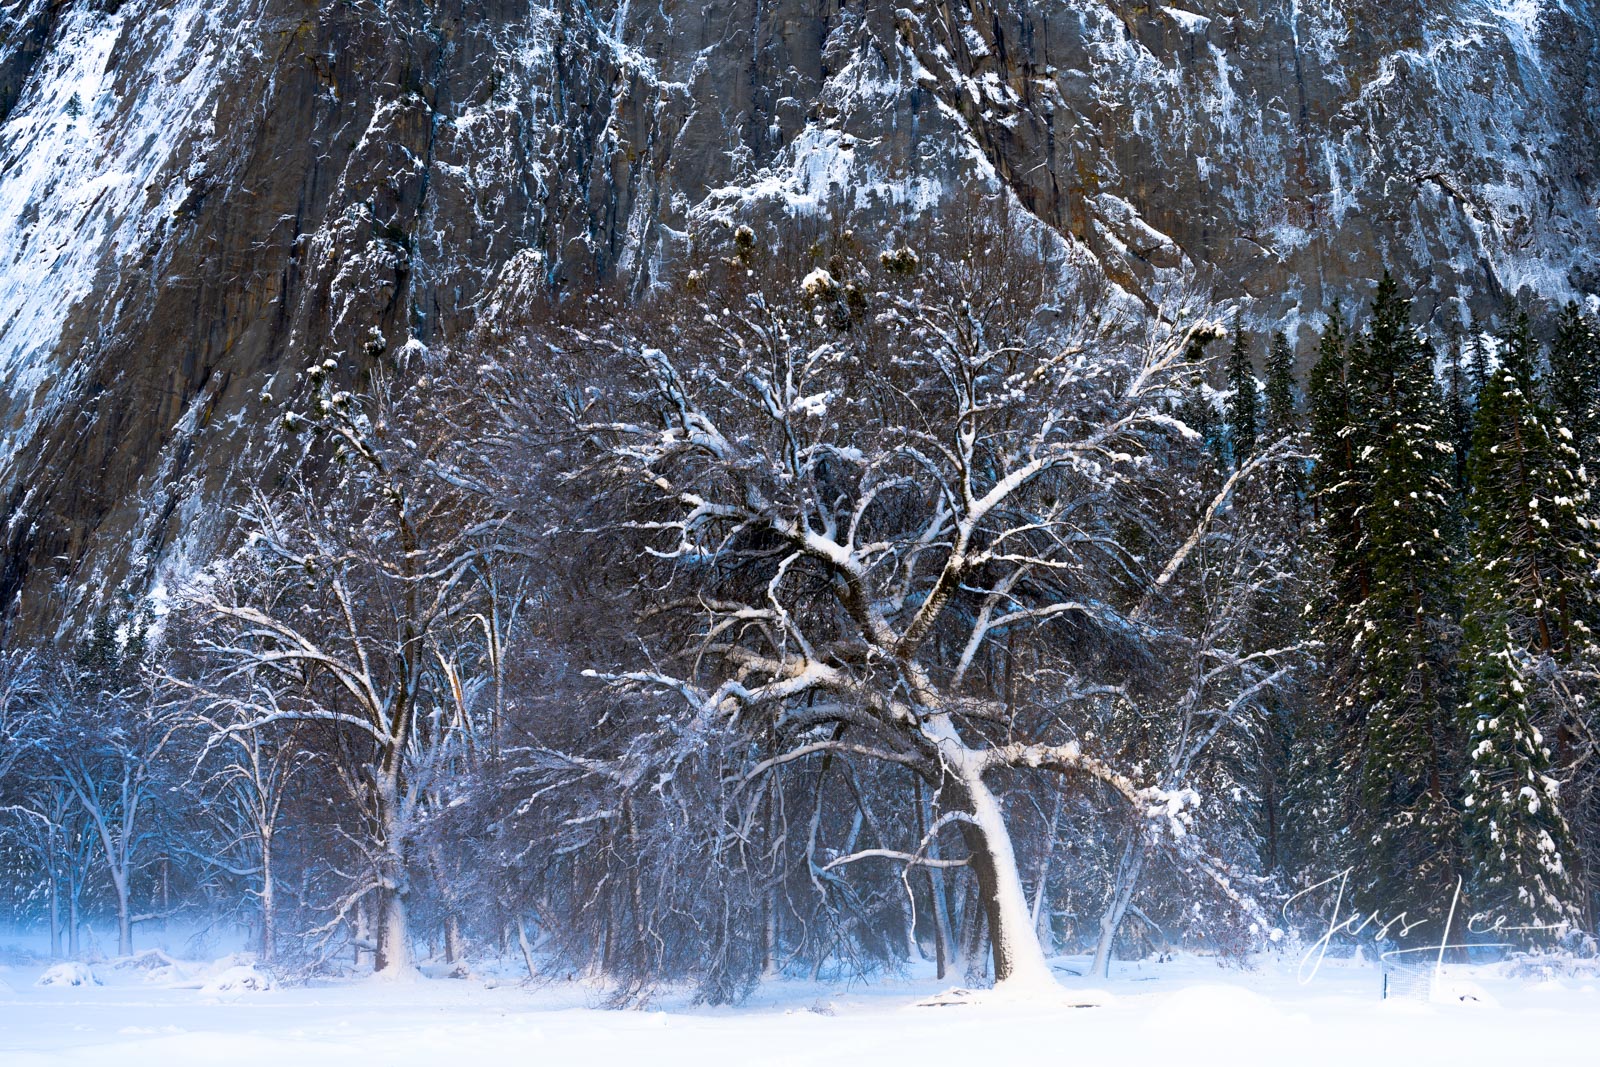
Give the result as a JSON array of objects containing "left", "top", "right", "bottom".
[{"left": 1, "top": 946, "right": 1597, "bottom": 1065}]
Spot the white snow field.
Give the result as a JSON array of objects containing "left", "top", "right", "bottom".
[{"left": 3, "top": 949, "right": 1598, "bottom": 1066}]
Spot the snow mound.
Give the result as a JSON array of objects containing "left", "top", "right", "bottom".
[
  {"left": 109, "top": 949, "right": 190, "bottom": 985},
  {"left": 201, "top": 951, "right": 266, "bottom": 976},
  {"left": 111, "top": 948, "right": 183, "bottom": 972},
  {"left": 199, "top": 963, "right": 276, "bottom": 996},
  {"left": 365, "top": 962, "right": 424, "bottom": 984},
  {"left": 35, "top": 962, "right": 100, "bottom": 987}
]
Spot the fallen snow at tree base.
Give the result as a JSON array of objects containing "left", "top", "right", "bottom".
[
  {"left": 2, "top": 950, "right": 1598, "bottom": 1065},
  {"left": 32, "top": 961, "right": 98, "bottom": 988}
]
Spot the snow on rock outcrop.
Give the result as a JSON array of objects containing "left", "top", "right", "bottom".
[
  {"left": 0, "top": 1, "right": 235, "bottom": 482},
  {"left": 35, "top": 961, "right": 99, "bottom": 987}
]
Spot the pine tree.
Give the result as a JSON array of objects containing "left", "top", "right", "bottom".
[
  {"left": 1258, "top": 331, "right": 1307, "bottom": 511},
  {"left": 1460, "top": 617, "right": 1582, "bottom": 935},
  {"left": 1256, "top": 329, "right": 1329, "bottom": 885},
  {"left": 1226, "top": 315, "right": 1260, "bottom": 466},
  {"left": 1457, "top": 307, "right": 1594, "bottom": 932},
  {"left": 1548, "top": 302, "right": 1600, "bottom": 470},
  {"left": 1264, "top": 332, "right": 1298, "bottom": 439},
  {"left": 1468, "top": 309, "right": 1597, "bottom": 655},
  {"left": 1467, "top": 308, "right": 1492, "bottom": 397},
  {"left": 1285, "top": 307, "right": 1367, "bottom": 891},
  {"left": 1177, "top": 366, "right": 1226, "bottom": 474},
  {"left": 1343, "top": 274, "right": 1464, "bottom": 921},
  {"left": 1307, "top": 305, "right": 1365, "bottom": 604}
]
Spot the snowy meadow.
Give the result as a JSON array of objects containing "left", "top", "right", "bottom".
[{"left": 4, "top": 941, "right": 1599, "bottom": 1066}]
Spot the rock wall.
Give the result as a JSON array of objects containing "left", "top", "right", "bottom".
[{"left": 0, "top": 0, "right": 1595, "bottom": 634}]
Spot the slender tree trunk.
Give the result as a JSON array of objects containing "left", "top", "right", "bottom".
[
  {"left": 260, "top": 830, "right": 275, "bottom": 964},
  {"left": 1030, "top": 794, "right": 1063, "bottom": 957},
  {"left": 920, "top": 781, "right": 956, "bottom": 980},
  {"left": 67, "top": 873, "right": 80, "bottom": 958},
  {"left": 1091, "top": 833, "right": 1148, "bottom": 978},
  {"left": 44, "top": 820, "right": 61, "bottom": 958},
  {"left": 47, "top": 869, "right": 61, "bottom": 958},
  {"left": 113, "top": 869, "right": 132, "bottom": 956},
  {"left": 517, "top": 918, "right": 538, "bottom": 980},
  {"left": 424, "top": 837, "right": 465, "bottom": 969},
  {"left": 353, "top": 896, "right": 374, "bottom": 970}
]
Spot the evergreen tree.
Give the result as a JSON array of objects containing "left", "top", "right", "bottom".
[
  {"left": 1457, "top": 305, "right": 1599, "bottom": 933},
  {"left": 1343, "top": 274, "right": 1464, "bottom": 921},
  {"left": 1257, "top": 328, "right": 1331, "bottom": 886},
  {"left": 1258, "top": 331, "right": 1307, "bottom": 512},
  {"left": 1307, "top": 305, "right": 1366, "bottom": 605},
  {"left": 1226, "top": 315, "right": 1261, "bottom": 466},
  {"left": 1467, "top": 308, "right": 1492, "bottom": 397},
  {"left": 1460, "top": 615, "right": 1582, "bottom": 934},
  {"left": 1548, "top": 302, "right": 1600, "bottom": 470},
  {"left": 1466, "top": 309, "right": 1597, "bottom": 655},
  {"left": 1264, "top": 332, "right": 1298, "bottom": 439},
  {"left": 1177, "top": 362, "right": 1226, "bottom": 473},
  {"left": 1283, "top": 307, "right": 1366, "bottom": 891}
]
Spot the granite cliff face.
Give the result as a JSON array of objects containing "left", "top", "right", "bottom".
[{"left": 0, "top": 0, "right": 1596, "bottom": 632}]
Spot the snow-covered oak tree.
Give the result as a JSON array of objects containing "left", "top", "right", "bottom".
[
  {"left": 181, "top": 357, "right": 505, "bottom": 976},
  {"left": 531, "top": 211, "right": 1261, "bottom": 989}
]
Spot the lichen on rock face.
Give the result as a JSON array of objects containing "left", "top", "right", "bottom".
[{"left": 0, "top": 0, "right": 1596, "bottom": 632}]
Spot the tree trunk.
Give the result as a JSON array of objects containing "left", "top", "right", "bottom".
[
  {"left": 1091, "top": 833, "right": 1148, "bottom": 978},
  {"left": 113, "top": 870, "right": 132, "bottom": 956},
  {"left": 939, "top": 765, "right": 1055, "bottom": 990},
  {"left": 260, "top": 832, "right": 275, "bottom": 964},
  {"left": 919, "top": 780, "right": 957, "bottom": 980},
  {"left": 68, "top": 883, "right": 79, "bottom": 959},
  {"left": 517, "top": 918, "right": 538, "bottom": 980},
  {"left": 374, "top": 884, "right": 413, "bottom": 976},
  {"left": 47, "top": 869, "right": 61, "bottom": 958},
  {"left": 353, "top": 896, "right": 374, "bottom": 970},
  {"left": 958, "top": 881, "right": 987, "bottom": 983},
  {"left": 67, "top": 876, "right": 80, "bottom": 958},
  {"left": 444, "top": 915, "right": 465, "bottom": 965},
  {"left": 372, "top": 772, "right": 414, "bottom": 978},
  {"left": 1030, "top": 794, "right": 1063, "bottom": 958}
]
